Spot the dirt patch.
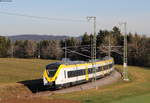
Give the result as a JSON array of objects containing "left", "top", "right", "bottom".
[
  {"left": 1, "top": 98, "right": 79, "bottom": 103},
  {"left": 0, "top": 83, "right": 32, "bottom": 99}
]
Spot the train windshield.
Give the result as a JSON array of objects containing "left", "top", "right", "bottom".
[{"left": 46, "top": 63, "right": 61, "bottom": 77}]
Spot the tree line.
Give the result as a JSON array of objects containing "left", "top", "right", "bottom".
[{"left": 0, "top": 26, "right": 149, "bottom": 67}]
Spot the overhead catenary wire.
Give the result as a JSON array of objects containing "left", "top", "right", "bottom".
[
  {"left": 65, "top": 48, "right": 91, "bottom": 58},
  {"left": 62, "top": 45, "right": 91, "bottom": 49},
  {"left": 0, "top": 11, "right": 113, "bottom": 30},
  {"left": 0, "top": 11, "right": 86, "bottom": 22}
]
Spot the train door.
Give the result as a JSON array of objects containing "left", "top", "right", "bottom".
[
  {"left": 64, "top": 70, "right": 66, "bottom": 83},
  {"left": 76, "top": 64, "right": 78, "bottom": 83}
]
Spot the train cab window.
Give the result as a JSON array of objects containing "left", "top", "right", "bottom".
[
  {"left": 47, "top": 69, "right": 57, "bottom": 77},
  {"left": 46, "top": 62, "right": 61, "bottom": 77}
]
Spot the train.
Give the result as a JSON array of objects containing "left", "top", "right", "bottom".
[{"left": 43, "top": 57, "right": 114, "bottom": 88}]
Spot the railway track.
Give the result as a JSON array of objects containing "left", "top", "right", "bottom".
[{"left": 28, "top": 70, "right": 121, "bottom": 98}]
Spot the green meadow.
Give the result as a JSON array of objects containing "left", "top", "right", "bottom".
[
  {"left": 0, "top": 58, "right": 150, "bottom": 103},
  {"left": 0, "top": 58, "right": 57, "bottom": 83},
  {"left": 49, "top": 65, "right": 150, "bottom": 103}
]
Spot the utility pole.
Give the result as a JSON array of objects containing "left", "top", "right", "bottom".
[
  {"left": 38, "top": 42, "right": 41, "bottom": 59},
  {"left": 65, "top": 38, "right": 67, "bottom": 64},
  {"left": 87, "top": 16, "right": 97, "bottom": 89},
  {"left": 108, "top": 34, "right": 111, "bottom": 58},
  {"left": 120, "top": 22, "right": 129, "bottom": 81}
]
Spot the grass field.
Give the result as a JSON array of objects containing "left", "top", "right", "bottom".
[
  {"left": 0, "top": 58, "right": 150, "bottom": 103},
  {"left": 0, "top": 58, "right": 57, "bottom": 83},
  {"left": 0, "top": 58, "right": 58, "bottom": 99},
  {"left": 49, "top": 65, "right": 150, "bottom": 103}
]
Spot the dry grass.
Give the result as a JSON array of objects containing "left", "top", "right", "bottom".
[{"left": 0, "top": 58, "right": 57, "bottom": 99}]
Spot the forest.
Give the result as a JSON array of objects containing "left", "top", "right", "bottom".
[{"left": 0, "top": 27, "right": 149, "bottom": 67}]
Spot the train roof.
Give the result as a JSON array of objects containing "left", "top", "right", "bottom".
[
  {"left": 61, "top": 57, "right": 113, "bottom": 65},
  {"left": 46, "top": 57, "right": 113, "bottom": 68},
  {"left": 46, "top": 62, "right": 63, "bottom": 69}
]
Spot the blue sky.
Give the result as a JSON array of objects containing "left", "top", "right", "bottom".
[{"left": 0, "top": 0, "right": 150, "bottom": 36}]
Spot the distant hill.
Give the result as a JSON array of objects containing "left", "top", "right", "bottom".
[{"left": 7, "top": 34, "right": 69, "bottom": 41}]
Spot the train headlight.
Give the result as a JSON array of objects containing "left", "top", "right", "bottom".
[{"left": 43, "top": 76, "right": 48, "bottom": 85}]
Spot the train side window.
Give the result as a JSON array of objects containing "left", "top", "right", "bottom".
[
  {"left": 67, "top": 71, "right": 70, "bottom": 78},
  {"left": 82, "top": 69, "right": 85, "bottom": 75},
  {"left": 109, "top": 64, "right": 113, "bottom": 68},
  {"left": 68, "top": 71, "right": 73, "bottom": 78},
  {"left": 103, "top": 65, "right": 108, "bottom": 70},
  {"left": 88, "top": 68, "right": 92, "bottom": 74},
  {"left": 103, "top": 66, "right": 105, "bottom": 70},
  {"left": 106, "top": 65, "right": 109, "bottom": 70},
  {"left": 79, "top": 69, "right": 85, "bottom": 76},
  {"left": 98, "top": 67, "right": 101, "bottom": 72},
  {"left": 106, "top": 65, "right": 109, "bottom": 69},
  {"left": 68, "top": 69, "right": 86, "bottom": 78}
]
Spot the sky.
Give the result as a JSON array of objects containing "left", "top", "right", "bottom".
[{"left": 0, "top": 0, "right": 150, "bottom": 36}]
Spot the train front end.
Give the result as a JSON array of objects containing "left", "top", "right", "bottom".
[{"left": 43, "top": 62, "right": 61, "bottom": 86}]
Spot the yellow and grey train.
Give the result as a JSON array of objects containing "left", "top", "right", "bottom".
[{"left": 43, "top": 57, "right": 114, "bottom": 88}]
